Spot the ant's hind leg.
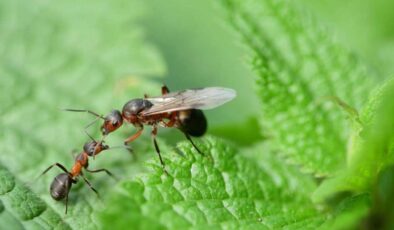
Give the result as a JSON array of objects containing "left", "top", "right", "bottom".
[
  {"left": 184, "top": 133, "right": 205, "bottom": 156},
  {"left": 151, "top": 126, "right": 168, "bottom": 174},
  {"left": 38, "top": 163, "right": 69, "bottom": 180},
  {"left": 31, "top": 163, "right": 70, "bottom": 187},
  {"left": 65, "top": 189, "right": 70, "bottom": 214}
]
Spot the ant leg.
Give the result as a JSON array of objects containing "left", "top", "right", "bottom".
[
  {"left": 161, "top": 85, "right": 170, "bottom": 95},
  {"left": 80, "top": 172, "right": 100, "bottom": 198},
  {"left": 162, "top": 113, "right": 177, "bottom": 128},
  {"left": 124, "top": 125, "right": 144, "bottom": 145},
  {"left": 106, "top": 144, "right": 134, "bottom": 154},
  {"left": 85, "top": 168, "right": 117, "bottom": 180},
  {"left": 39, "top": 163, "right": 69, "bottom": 178},
  {"left": 184, "top": 133, "right": 205, "bottom": 156},
  {"left": 32, "top": 163, "right": 70, "bottom": 186},
  {"left": 151, "top": 126, "right": 168, "bottom": 174},
  {"left": 65, "top": 189, "right": 70, "bottom": 214},
  {"left": 163, "top": 119, "right": 176, "bottom": 128}
]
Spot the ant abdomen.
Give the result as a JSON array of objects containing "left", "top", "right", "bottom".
[
  {"left": 50, "top": 173, "right": 73, "bottom": 201},
  {"left": 178, "top": 109, "right": 207, "bottom": 137}
]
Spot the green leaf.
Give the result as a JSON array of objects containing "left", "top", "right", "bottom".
[
  {"left": 0, "top": 200, "right": 4, "bottom": 213},
  {"left": 318, "top": 166, "right": 394, "bottom": 229},
  {"left": 365, "top": 164, "right": 394, "bottom": 229},
  {"left": 220, "top": 0, "right": 378, "bottom": 176},
  {"left": 0, "top": 164, "right": 70, "bottom": 229},
  {"left": 100, "top": 137, "right": 326, "bottom": 229},
  {"left": 314, "top": 77, "right": 394, "bottom": 201},
  {"left": 0, "top": 0, "right": 165, "bottom": 228},
  {"left": 319, "top": 194, "right": 370, "bottom": 230}
]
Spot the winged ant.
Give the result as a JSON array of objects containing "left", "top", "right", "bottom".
[{"left": 65, "top": 85, "right": 236, "bottom": 172}]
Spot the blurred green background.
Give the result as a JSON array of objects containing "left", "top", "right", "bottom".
[
  {"left": 142, "top": 0, "right": 260, "bottom": 123},
  {"left": 300, "top": 0, "right": 394, "bottom": 78}
]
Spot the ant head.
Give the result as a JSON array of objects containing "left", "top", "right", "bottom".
[
  {"left": 50, "top": 173, "right": 74, "bottom": 201},
  {"left": 83, "top": 141, "right": 109, "bottom": 157},
  {"left": 101, "top": 110, "right": 123, "bottom": 136}
]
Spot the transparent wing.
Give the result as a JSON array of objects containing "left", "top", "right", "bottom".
[{"left": 141, "top": 87, "right": 236, "bottom": 116}]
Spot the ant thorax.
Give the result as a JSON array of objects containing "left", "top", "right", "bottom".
[{"left": 122, "top": 99, "right": 153, "bottom": 122}]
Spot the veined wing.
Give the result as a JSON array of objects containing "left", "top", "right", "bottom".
[{"left": 141, "top": 87, "right": 236, "bottom": 116}]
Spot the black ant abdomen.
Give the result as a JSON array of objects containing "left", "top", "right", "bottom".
[
  {"left": 50, "top": 173, "right": 73, "bottom": 201},
  {"left": 179, "top": 109, "right": 207, "bottom": 137}
]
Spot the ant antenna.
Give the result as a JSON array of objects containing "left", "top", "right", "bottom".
[
  {"left": 63, "top": 108, "right": 108, "bottom": 159},
  {"left": 62, "top": 108, "right": 105, "bottom": 120},
  {"left": 91, "top": 135, "right": 107, "bottom": 160},
  {"left": 83, "top": 121, "right": 106, "bottom": 160},
  {"left": 84, "top": 129, "right": 96, "bottom": 143},
  {"left": 61, "top": 108, "right": 105, "bottom": 134},
  {"left": 107, "top": 145, "right": 133, "bottom": 152},
  {"left": 84, "top": 117, "right": 102, "bottom": 135}
]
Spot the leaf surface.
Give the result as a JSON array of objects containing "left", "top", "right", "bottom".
[
  {"left": 100, "top": 137, "right": 326, "bottom": 229},
  {"left": 314, "top": 77, "right": 394, "bottom": 201},
  {"left": 0, "top": 0, "right": 165, "bottom": 228},
  {"left": 220, "top": 0, "right": 378, "bottom": 176}
]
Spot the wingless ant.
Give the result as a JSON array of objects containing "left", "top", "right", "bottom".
[
  {"left": 66, "top": 85, "right": 236, "bottom": 171},
  {"left": 39, "top": 139, "right": 115, "bottom": 214}
]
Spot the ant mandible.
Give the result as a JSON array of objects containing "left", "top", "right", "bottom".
[{"left": 66, "top": 85, "right": 236, "bottom": 172}]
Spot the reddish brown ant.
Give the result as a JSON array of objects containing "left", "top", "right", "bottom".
[
  {"left": 65, "top": 85, "right": 236, "bottom": 171},
  {"left": 39, "top": 138, "right": 123, "bottom": 214}
]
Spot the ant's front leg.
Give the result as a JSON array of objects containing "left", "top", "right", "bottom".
[{"left": 124, "top": 125, "right": 144, "bottom": 145}]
